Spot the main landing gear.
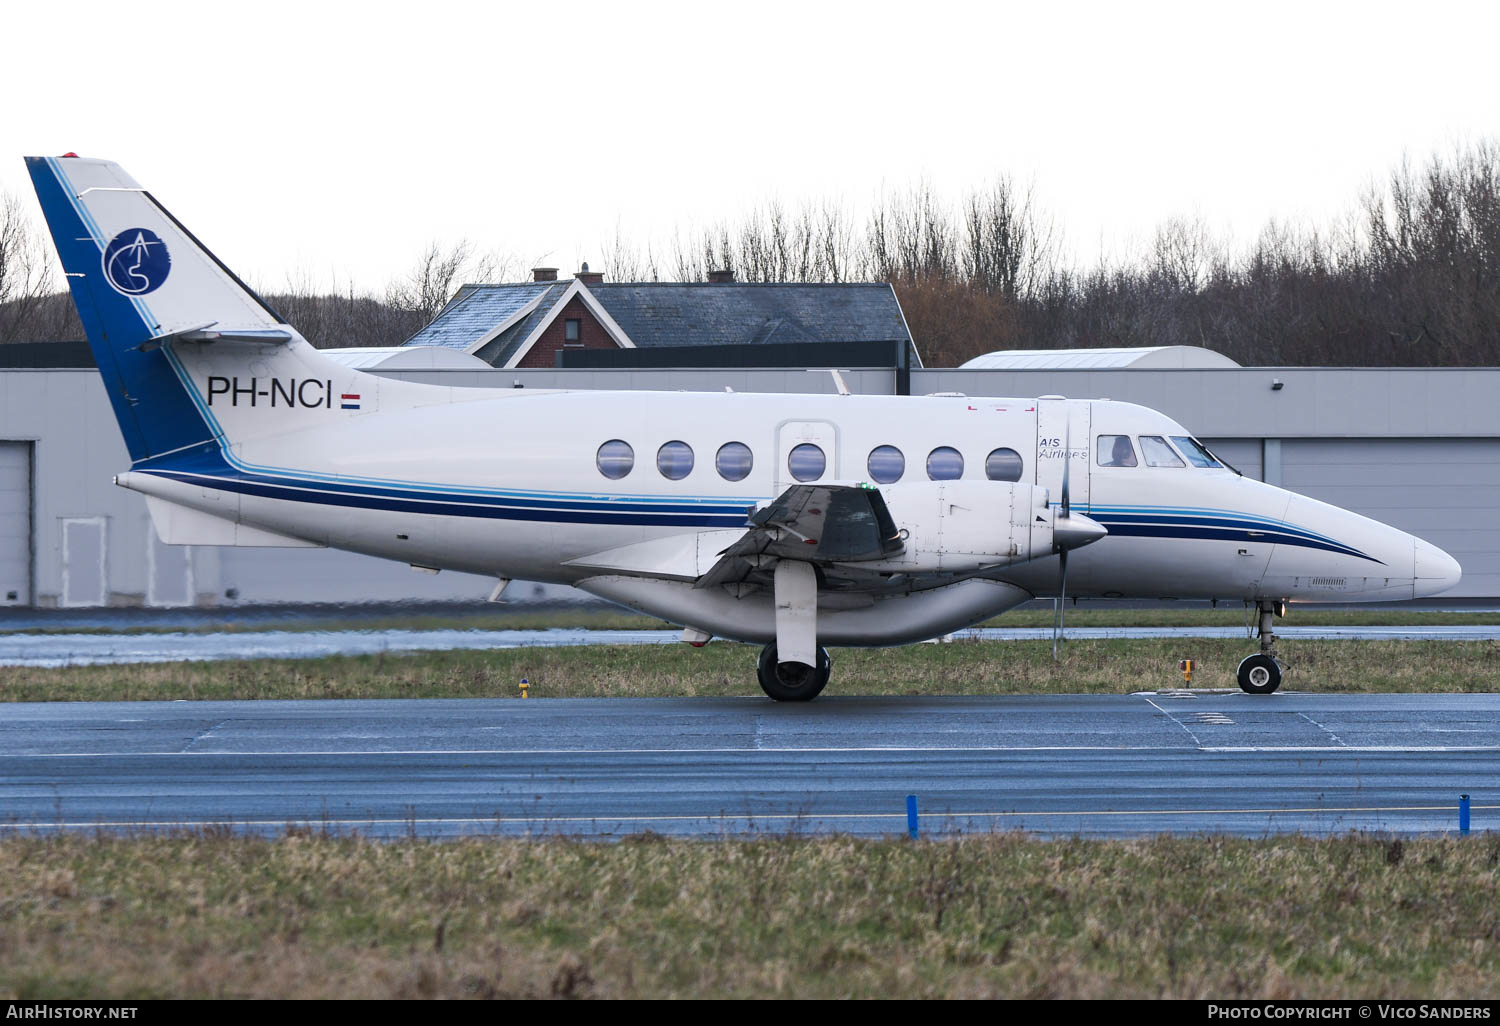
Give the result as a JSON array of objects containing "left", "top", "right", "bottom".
[
  {"left": 1237, "top": 600, "right": 1286, "bottom": 695},
  {"left": 757, "top": 642, "right": 831, "bottom": 702}
]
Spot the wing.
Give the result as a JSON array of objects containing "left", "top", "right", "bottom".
[{"left": 697, "top": 483, "right": 904, "bottom": 590}]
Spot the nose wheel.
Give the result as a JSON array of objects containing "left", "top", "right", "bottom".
[
  {"left": 1239, "top": 600, "right": 1286, "bottom": 694},
  {"left": 757, "top": 643, "right": 831, "bottom": 701},
  {"left": 1237, "top": 652, "right": 1282, "bottom": 694}
]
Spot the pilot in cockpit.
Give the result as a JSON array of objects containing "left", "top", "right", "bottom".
[{"left": 1098, "top": 434, "right": 1138, "bottom": 468}]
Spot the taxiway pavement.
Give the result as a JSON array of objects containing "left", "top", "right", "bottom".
[{"left": 4, "top": 624, "right": 1498, "bottom": 667}]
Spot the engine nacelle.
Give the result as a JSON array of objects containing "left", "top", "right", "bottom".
[{"left": 837, "top": 480, "right": 1055, "bottom": 574}]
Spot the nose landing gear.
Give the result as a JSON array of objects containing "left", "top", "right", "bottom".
[{"left": 1238, "top": 600, "right": 1285, "bottom": 694}]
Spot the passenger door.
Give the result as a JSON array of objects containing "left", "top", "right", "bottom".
[{"left": 1035, "top": 398, "right": 1090, "bottom": 510}]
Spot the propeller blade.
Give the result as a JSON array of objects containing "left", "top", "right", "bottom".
[
  {"left": 1060, "top": 421, "right": 1071, "bottom": 518},
  {"left": 1053, "top": 548, "right": 1068, "bottom": 660},
  {"left": 1054, "top": 417, "right": 1073, "bottom": 661}
]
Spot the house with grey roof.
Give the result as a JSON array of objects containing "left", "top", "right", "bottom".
[{"left": 402, "top": 267, "right": 922, "bottom": 370}]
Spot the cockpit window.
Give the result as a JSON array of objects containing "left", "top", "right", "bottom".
[
  {"left": 1171, "top": 436, "right": 1222, "bottom": 468},
  {"left": 1139, "top": 435, "right": 1185, "bottom": 467},
  {"left": 1096, "top": 434, "right": 1138, "bottom": 468}
]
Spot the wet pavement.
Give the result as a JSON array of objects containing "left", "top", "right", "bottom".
[
  {"left": 2, "top": 624, "right": 1498, "bottom": 667},
  {"left": 2, "top": 693, "right": 1494, "bottom": 839}
]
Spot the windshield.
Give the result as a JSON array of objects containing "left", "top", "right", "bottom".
[{"left": 1170, "top": 436, "right": 1222, "bottom": 469}]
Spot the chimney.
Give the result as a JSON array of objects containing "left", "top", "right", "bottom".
[
  {"left": 707, "top": 267, "right": 735, "bottom": 283},
  {"left": 532, "top": 267, "right": 558, "bottom": 282},
  {"left": 575, "top": 261, "right": 604, "bottom": 286}
]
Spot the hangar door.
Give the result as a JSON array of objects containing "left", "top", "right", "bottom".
[
  {"left": 0, "top": 442, "right": 32, "bottom": 605},
  {"left": 1280, "top": 438, "right": 1500, "bottom": 600},
  {"left": 1199, "top": 439, "right": 1262, "bottom": 481}
]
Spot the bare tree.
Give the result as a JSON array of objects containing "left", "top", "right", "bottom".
[
  {"left": 385, "top": 239, "right": 516, "bottom": 324},
  {"left": 0, "top": 192, "right": 61, "bottom": 341},
  {"left": 961, "top": 177, "right": 1056, "bottom": 304}
]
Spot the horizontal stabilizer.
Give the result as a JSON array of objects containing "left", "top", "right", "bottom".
[{"left": 139, "top": 324, "right": 294, "bottom": 352}]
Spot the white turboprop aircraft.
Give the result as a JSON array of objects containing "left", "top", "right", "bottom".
[{"left": 26, "top": 155, "right": 1462, "bottom": 700}]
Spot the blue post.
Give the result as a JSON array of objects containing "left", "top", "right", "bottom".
[
  {"left": 1459, "top": 794, "right": 1471, "bottom": 835},
  {"left": 906, "top": 794, "right": 919, "bottom": 840}
]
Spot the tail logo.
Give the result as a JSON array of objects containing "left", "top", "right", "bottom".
[{"left": 102, "top": 228, "right": 171, "bottom": 296}]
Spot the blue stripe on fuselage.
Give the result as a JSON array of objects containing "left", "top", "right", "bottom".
[
  {"left": 1095, "top": 521, "right": 1378, "bottom": 562},
  {"left": 1091, "top": 512, "right": 1358, "bottom": 553},
  {"left": 143, "top": 467, "right": 754, "bottom": 527},
  {"left": 1088, "top": 506, "right": 1381, "bottom": 564}
]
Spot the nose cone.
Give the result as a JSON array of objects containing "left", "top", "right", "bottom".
[
  {"left": 1414, "top": 537, "right": 1462, "bottom": 598},
  {"left": 1054, "top": 512, "right": 1107, "bottom": 553}
]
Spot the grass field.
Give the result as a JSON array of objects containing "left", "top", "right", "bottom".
[
  {"left": 6, "top": 604, "right": 1500, "bottom": 636},
  {"left": 2, "top": 636, "right": 1498, "bottom": 703},
  {"left": 2, "top": 831, "right": 1497, "bottom": 999}
]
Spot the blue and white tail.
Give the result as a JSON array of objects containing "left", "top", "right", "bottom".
[{"left": 26, "top": 155, "right": 362, "bottom": 466}]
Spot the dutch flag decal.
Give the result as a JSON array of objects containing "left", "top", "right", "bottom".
[{"left": 341, "top": 393, "right": 361, "bottom": 410}]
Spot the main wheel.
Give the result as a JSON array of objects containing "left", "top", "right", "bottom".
[
  {"left": 1237, "top": 653, "right": 1282, "bottom": 694},
  {"left": 757, "top": 643, "right": 831, "bottom": 701}
]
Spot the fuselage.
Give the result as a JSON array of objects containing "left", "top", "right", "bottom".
[{"left": 120, "top": 380, "right": 1463, "bottom": 644}]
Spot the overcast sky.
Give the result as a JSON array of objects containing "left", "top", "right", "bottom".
[{"left": 3, "top": 0, "right": 1497, "bottom": 290}]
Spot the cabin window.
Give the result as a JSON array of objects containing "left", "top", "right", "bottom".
[
  {"left": 1096, "top": 435, "right": 1138, "bottom": 468},
  {"left": 984, "top": 447, "right": 1023, "bottom": 482},
  {"left": 596, "top": 439, "right": 634, "bottom": 479},
  {"left": 1139, "top": 435, "right": 1185, "bottom": 467},
  {"left": 657, "top": 440, "right": 695, "bottom": 480},
  {"left": 1171, "top": 436, "right": 1222, "bottom": 468},
  {"left": 787, "top": 443, "right": 826, "bottom": 482},
  {"left": 715, "top": 441, "right": 753, "bottom": 481},
  {"left": 564, "top": 319, "right": 581, "bottom": 342},
  {"left": 926, "top": 446, "right": 964, "bottom": 480},
  {"left": 867, "top": 445, "right": 905, "bottom": 484}
]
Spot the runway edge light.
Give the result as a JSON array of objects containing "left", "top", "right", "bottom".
[
  {"left": 906, "top": 795, "right": 919, "bottom": 840},
  {"left": 1460, "top": 794, "right": 1471, "bottom": 834}
]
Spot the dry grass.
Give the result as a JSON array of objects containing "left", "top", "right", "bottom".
[
  {"left": 1, "top": 831, "right": 1497, "bottom": 999},
  {"left": 1, "top": 637, "right": 1498, "bottom": 703},
  {"left": 6, "top": 607, "right": 670, "bottom": 636},
  {"left": 9, "top": 606, "right": 1499, "bottom": 636}
]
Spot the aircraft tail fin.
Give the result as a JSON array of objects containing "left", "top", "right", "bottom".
[{"left": 25, "top": 154, "right": 298, "bottom": 463}]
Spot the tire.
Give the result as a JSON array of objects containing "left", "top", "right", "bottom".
[
  {"left": 756, "top": 643, "right": 831, "bottom": 701},
  {"left": 1237, "top": 653, "right": 1282, "bottom": 695}
]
